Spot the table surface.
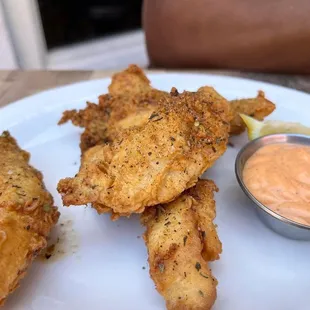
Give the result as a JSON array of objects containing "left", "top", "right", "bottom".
[{"left": 0, "top": 70, "right": 310, "bottom": 107}]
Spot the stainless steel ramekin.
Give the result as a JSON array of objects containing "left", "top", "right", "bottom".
[{"left": 235, "top": 134, "right": 310, "bottom": 240}]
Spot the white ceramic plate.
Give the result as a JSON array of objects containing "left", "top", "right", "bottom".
[{"left": 1, "top": 73, "right": 310, "bottom": 310}]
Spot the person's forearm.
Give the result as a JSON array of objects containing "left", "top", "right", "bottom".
[{"left": 143, "top": 0, "right": 310, "bottom": 73}]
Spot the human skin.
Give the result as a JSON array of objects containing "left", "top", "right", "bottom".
[{"left": 143, "top": 0, "right": 310, "bottom": 73}]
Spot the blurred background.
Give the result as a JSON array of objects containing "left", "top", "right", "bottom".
[{"left": 0, "top": 0, "right": 147, "bottom": 69}]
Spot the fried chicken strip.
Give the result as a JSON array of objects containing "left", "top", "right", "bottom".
[
  {"left": 0, "top": 132, "right": 59, "bottom": 306},
  {"left": 141, "top": 179, "right": 221, "bottom": 310},
  {"left": 229, "top": 90, "right": 276, "bottom": 135},
  {"left": 58, "top": 88, "right": 230, "bottom": 216}
]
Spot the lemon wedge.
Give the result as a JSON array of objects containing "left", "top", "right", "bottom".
[{"left": 240, "top": 114, "right": 310, "bottom": 140}]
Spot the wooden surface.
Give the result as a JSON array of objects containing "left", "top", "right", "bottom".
[{"left": 1, "top": 70, "right": 310, "bottom": 107}]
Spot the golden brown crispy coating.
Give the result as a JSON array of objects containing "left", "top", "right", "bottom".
[
  {"left": 0, "top": 131, "right": 59, "bottom": 306},
  {"left": 197, "top": 86, "right": 233, "bottom": 126},
  {"left": 141, "top": 179, "right": 221, "bottom": 310},
  {"left": 57, "top": 88, "right": 230, "bottom": 216},
  {"left": 59, "top": 66, "right": 275, "bottom": 155},
  {"left": 108, "top": 64, "right": 155, "bottom": 96},
  {"left": 58, "top": 65, "right": 168, "bottom": 152},
  {"left": 59, "top": 101, "right": 110, "bottom": 153},
  {"left": 186, "top": 181, "right": 222, "bottom": 262},
  {"left": 229, "top": 90, "right": 276, "bottom": 135}
]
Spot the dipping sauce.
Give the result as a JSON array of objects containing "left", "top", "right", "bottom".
[{"left": 243, "top": 143, "right": 310, "bottom": 225}]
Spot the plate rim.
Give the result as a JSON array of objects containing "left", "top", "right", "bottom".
[
  {"left": 1, "top": 71, "right": 310, "bottom": 309},
  {"left": 1, "top": 71, "right": 309, "bottom": 114}
]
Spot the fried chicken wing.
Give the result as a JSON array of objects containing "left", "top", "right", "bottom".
[
  {"left": 58, "top": 88, "right": 230, "bottom": 216},
  {"left": 229, "top": 90, "right": 276, "bottom": 135},
  {"left": 141, "top": 179, "right": 221, "bottom": 310},
  {"left": 0, "top": 131, "right": 59, "bottom": 305}
]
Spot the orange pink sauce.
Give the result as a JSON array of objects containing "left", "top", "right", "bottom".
[{"left": 243, "top": 143, "right": 310, "bottom": 225}]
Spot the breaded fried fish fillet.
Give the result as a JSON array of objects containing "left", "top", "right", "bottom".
[
  {"left": 141, "top": 179, "right": 221, "bottom": 310},
  {"left": 57, "top": 88, "right": 230, "bottom": 217},
  {"left": 0, "top": 131, "right": 59, "bottom": 305}
]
